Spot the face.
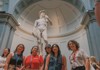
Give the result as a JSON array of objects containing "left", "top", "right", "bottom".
[
  {"left": 52, "top": 46, "right": 59, "bottom": 53},
  {"left": 68, "top": 41, "right": 77, "bottom": 51},
  {"left": 3, "top": 49, "right": 9, "bottom": 56},
  {"left": 17, "top": 45, "right": 24, "bottom": 54},
  {"left": 31, "top": 47, "right": 38, "bottom": 55},
  {"left": 40, "top": 12, "right": 45, "bottom": 17},
  {"left": 45, "top": 47, "right": 51, "bottom": 53}
]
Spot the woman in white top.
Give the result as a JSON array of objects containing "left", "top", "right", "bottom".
[
  {"left": 67, "top": 40, "right": 90, "bottom": 70},
  {"left": 0, "top": 48, "right": 10, "bottom": 70}
]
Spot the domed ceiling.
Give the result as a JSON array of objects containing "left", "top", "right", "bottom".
[{"left": 13, "top": 0, "right": 86, "bottom": 38}]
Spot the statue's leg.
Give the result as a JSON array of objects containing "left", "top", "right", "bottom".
[
  {"left": 42, "top": 29, "right": 48, "bottom": 45},
  {"left": 37, "top": 30, "right": 41, "bottom": 45}
]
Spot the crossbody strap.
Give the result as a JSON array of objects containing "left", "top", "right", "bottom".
[{"left": 30, "top": 55, "right": 33, "bottom": 68}]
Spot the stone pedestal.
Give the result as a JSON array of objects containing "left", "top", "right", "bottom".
[{"left": 0, "top": 12, "right": 19, "bottom": 54}]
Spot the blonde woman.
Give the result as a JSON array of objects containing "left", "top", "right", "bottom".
[{"left": 90, "top": 56, "right": 100, "bottom": 70}]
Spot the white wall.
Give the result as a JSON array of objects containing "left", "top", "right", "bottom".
[{"left": 11, "top": 29, "right": 37, "bottom": 56}]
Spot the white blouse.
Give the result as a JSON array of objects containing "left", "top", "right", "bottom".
[
  {"left": 69, "top": 49, "right": 89, "bottom": 68},
  {"left": 0, "top": 56, "right": 6, "bottom": 70}
]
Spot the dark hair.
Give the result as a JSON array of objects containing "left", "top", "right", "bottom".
[
  {"left": 2, "top": 48, "right": 10, "bottom": 57},
  {"left": 67, "top": 40, "right": 79, "bottom": 50},
  {"left": 14, "top": 44, "right": 25, "bottom": 56},
  {"left": 51, "top": 44, "right": 61, "bottom": 57},
  {"left": 31, "top": 45, "right": 39, "bottom": 54},
  {"left": 45, "top": 44, "right": 51, "bottom": 54}
]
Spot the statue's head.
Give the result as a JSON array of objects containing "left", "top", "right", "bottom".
[{"left": 39, "top": 10, "right": 46, "bottom": 18}]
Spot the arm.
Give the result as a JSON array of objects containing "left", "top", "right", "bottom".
[
  {"left": 32, "top": 20, "right": 38, "bottom": 37},
  {"left": 95, "top": 63, "right": 100, "bottom": 69},
  {"left": 45, "top": 15, "right": 52, "bottom": 25},
  {"left": 39, "top": 55, "right": 44, "bottom": 70},
  {"left": 45, "top": 54, "right": 50, "bottom": 70},
  {"left": 4, "top": 53, "right": 13, "bottom": 70},
  {"left": 0, "top": 64, "right": 5, "bottom": 68},
  {"left": 62, "top": 55, "right": 67, "bottom": 70},
  {"left": 80, "top": 50, "right": 90, "bottom": 70},
  {"left": 34, "top": 20, "right": 38, "bottom": 28},
  {"left": 85, "top": 58, "right": 90, "bottom": 70},
  {"left": 40, "top": 63, "right": 44, "bottom": 70}
]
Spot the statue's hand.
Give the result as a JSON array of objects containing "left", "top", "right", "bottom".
[{"left": 45, "top": 15, "right": 49, "bottom": 19}]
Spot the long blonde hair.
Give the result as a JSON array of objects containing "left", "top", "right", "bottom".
[{"left": 90, "top": 56, "right": 97, "bottom": 63}]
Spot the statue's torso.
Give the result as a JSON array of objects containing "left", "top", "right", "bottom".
[{"left": 36, "top": 18, "right": 47, "bottom": 30}]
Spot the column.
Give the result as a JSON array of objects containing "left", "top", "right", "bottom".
[{"left": 0, "top": 12, "right": 19, "bottom": 55}]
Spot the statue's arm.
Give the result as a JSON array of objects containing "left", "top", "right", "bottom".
[
  {"left": 45, "top": 15, "right": 52, "bottom": 25},
  {"left": 32, "top": 20, "right": 38, "bottom": 36},
  {"left": 34, "top": 20, "right": 38, "bottom": 28}
]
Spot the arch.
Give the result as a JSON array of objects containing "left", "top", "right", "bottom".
[{"left": 13, "top": 0, "right": 86, "bottom": 19}]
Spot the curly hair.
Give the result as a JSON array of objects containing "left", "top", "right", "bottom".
[{"left": 67, "top": 40, "right": 80, "bottom": 50}]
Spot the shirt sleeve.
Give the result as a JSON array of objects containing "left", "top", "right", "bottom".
[{"left": 81, "top": 50, "right": 89, "bottom": 60}]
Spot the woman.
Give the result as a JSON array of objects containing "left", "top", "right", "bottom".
[
  {"left": 24, "top": 45, "right": 44, "bottom": 70},
  {"left": 5, "top": 44, "right": 25, "bottom": 70},
  {"left": 0, "top": 48, "right": 10, "bottom": 70},
  {"left": 90, "top": 56, "right": 100, "bottom": 70},
  {"left": 45, "top": 44, "right": 67, "bottom": 70},
  {"left": 43, "top": 44, "right": 52, "bottom": 70},
  {"left": 67, "top": 40, "right": 90, "bottom": 70},
  {"left": 94, "top": 0, "right": 100, "bottom": 26}
]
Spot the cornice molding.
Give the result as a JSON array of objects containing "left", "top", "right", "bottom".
[{"left": 0, "top": 12, "right": 19, "bottom": 29}]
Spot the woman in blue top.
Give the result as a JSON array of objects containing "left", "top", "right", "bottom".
[{"left": 45, "top": 44, "right": 67, "bottom": 70}]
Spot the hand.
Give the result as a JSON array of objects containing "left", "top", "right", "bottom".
[
  {"left": 45, "top": 15, "right": 49, "bottom": 19},
  {"left": 16, "top": 67, "right": 22, "bottom": 70}
]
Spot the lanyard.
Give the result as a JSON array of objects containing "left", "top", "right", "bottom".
[
  {"left": 30, "top": 55, "right": 33, "bottom": 68},
  {"left": 73, "top": 51, "right": 78, "bottom": 62}
]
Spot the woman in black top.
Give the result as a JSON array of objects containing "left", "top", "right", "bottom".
[
  {"left": 43, "top": 44, "right": 52, "bottom": 70},
  {"left": 5, "top": 44, "right": 25, "bottom": 70}
]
